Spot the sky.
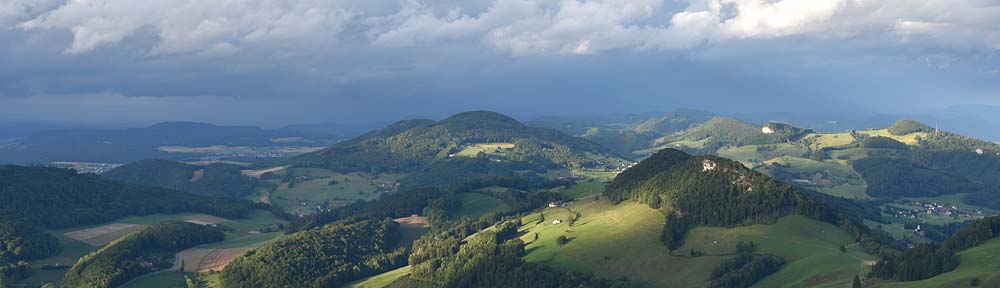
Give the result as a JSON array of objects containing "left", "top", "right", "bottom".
[{"left": 1, "top": 0, "right": 999, "bottom": 126}]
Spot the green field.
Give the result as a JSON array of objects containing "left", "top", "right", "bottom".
[
  {"left": 121, "top": 272, "right": 189, "bottom": 288},
  {"left": 550, "top": 181, "right": 606, "bottom": 199},
  {"left": 455, "top": 142, "right": 515, "bottom": 157},
  {"left": 717, "top": 143, "right": 807, "bottom": 167},
  {"left": 763, "top": 156, "right": 869, "bottom": 199},
  {"left": 266, "top": 167, "right": 404, "bottom": 215},
  {"left": 868, "top": 238, "right": 1000, "bottom": 288},
  {"left": 857, "top": 129, "right": 928, "bottom": 145},
  {"left": 348, "top": 265, "right": 412, "bottom": 288},
  {"left": 452, "top": 192, "right": 510, "bottom": 219},
  {"left": 519, "top": 199, "right": 874, "bottom": 288},
  {"left": 803, "top": 132, "right": 856, "bottom": 150},
  {"left": 687, "top": 217, "right": 875, "bottom": 288}
]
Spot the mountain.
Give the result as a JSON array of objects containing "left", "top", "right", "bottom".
[
  {"left": 628, "top": 108, "right": 716, "bottom": 135},
  {"left": 0, "top": 165, "right": 256, "bottom": 278},
  {"left": 0, "top": 122, "right": 337, "bottom": 164},
  {"left": 284, "top": 111, "right": 619, "bottom": 173},
  {"left": 103, "top": 159, "right": 262, "bottom": 198},
  {"left": 525, "top": 111, "right": 667, "bottom": 136},
  {"left": 654, "top": 117, "right": 812, "bottom": 151},
  {"left": 280, "top": 121, "right": 393, "bottom": 139}
]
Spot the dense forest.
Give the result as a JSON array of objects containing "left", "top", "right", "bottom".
[
  {"left": 852, "top": 157, "right": 980, "bottom": 198},
  {"left": 61, "top": 221, "right": 225, "bottom": 288},
  {"left": 220, "top": 219, "right": 407, "bottom": 287},
  {"left": 284, "top": 111, "right": 617, "bottom": 173},
  {"left": 0, "top": 165, "right": 255, "bottom": 270},
  {"left": 104, "top": 159, "right": 261, "bottom": 198}
]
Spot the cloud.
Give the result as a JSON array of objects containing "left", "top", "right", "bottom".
[
  {"left": 18, "top": 0, "right": 354, "bottom": 54},
  {"left": 11, "top": 0, "right": 1000, "bottom": 56}
]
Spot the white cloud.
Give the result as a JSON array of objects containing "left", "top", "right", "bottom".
[
  {"left": 18, "top": 0, "right": 354, "bottom": 54},
  {"left": 10, "top": 0, "right": 1000, "bottom": 56}
]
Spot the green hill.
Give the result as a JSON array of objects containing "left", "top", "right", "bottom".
[
  {"left": 104, "top": 159, "right": 260, "bottom": 198},
  {"left": 601, "top": 149, "right": 895, "bottom": 275},
  {"left": 285, "top": 111, "right": 621, "bottom": 173},
  {"left": 657, "top": 117, "right": 812, "bottom": 150},
  {"left": 629, "top": 109, "right": 716, "bottom": 136}
]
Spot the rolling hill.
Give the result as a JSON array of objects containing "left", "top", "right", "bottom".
[
  {"left": 284, "top": 111, "right": 622, "bottom": 173},
  {"left": 0, "top": 165, "right": 258, "bottom": 286},
  {"left": 103, "top": 159, "right": 262, "bottom": 198}
]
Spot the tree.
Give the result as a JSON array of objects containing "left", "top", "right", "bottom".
[
  {"left": 556, "top": 235, "right": 569, "bottom": 246},
  {"left": 852, "top": 275, "right": 862, "bottom": 288},
  {"left": 839, "top": 245, "right": 847, "bottom": 253},
  {"left": 537, "top": 213, "right": 545, "bottom": 224}
]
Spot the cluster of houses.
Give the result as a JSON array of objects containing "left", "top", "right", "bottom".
[
  {"left": 884, "top": 200, "right": 987, "bottom": 221},
  {"left": 50, "top": 162, "right": 122, "bottom": 174}
]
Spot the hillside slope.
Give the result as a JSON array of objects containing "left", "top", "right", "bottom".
[
  {"left": 286, "top": 111, "right": 619, "bottom": 173},
  {"left": 0, "top": 165, "right": 256, "bottom": 272},
  {"left": 104, "top": 159, "right": 260, "bottom": 198}
]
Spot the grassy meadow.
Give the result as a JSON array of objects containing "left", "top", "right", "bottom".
[
  {"left": 265, "top": 167, "right": 404, "bottom": 215},
  {"left": 452, "top": 192, "right": 510, "bottom": 219},
  {"left": 518, "top": 199, "right": 874, "bottom": 288}
]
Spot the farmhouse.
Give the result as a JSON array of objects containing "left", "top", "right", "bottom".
[
  {"left": 761, "top": 126, "right": 775, "bottom": 134},
  {"left": 702, "top": 160, "right": 717, "bottom": 171},
  {"left": 552, "top": 219, "right": 562, "bottom": 225}
]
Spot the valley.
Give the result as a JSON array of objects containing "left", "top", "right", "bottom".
[{"left": 5, "top": 110, "right": 1000, "bottom": 288}]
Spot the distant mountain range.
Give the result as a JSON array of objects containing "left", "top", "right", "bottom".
[{"left": 0, "top": 122, "right": 339, "bottom": 164}]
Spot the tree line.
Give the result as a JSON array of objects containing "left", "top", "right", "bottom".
[{"left": 61, "top": 221, "right": 225, "bottom": 288}]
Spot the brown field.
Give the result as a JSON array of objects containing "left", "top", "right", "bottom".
[
  {"left": 241, "top": 165, "right": 288, "bottom": 178},
  {"left": 190, "top": 169, "right": 205, "bottom": 182},
  {"left": 64, "top": 223, "right": 144, "bottom": 246},
  {"left": 184, "top": 214, "right": 228, "bottom": 224},
  {"left": 176, "top": 248, "right": 251, "bottom": 272},
  {"left": 393, "top": 215, "right": 429, "bottom": 228}
]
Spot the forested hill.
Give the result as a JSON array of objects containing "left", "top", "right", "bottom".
[
  {"left": 103, "top": 159, "right": 261, "bottom": 198},
  {"left": 628, "top": 108, "right": 716, "bottom": 135},
  {"left": 284, "top": 111, "right": 618, "bottom": 173},
  {"left": 657, "top": 117, "right": 813, "bottom": 148},
  {"left": 0, "top": 165, "right": 256, "bottom": 269},
  {"left": 603, "top": 149, "right": 895, "bottom": 252}
]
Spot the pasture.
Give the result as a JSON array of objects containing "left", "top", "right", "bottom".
[
  {"left": 348, "top": 266, "right": 412, "bottom": 288},
  {"left": 803, "top": 132, "right": 856, "bottom": 150},
  {"left": 716, "top": 143, "right": 807, "bottom": 167},
  {"left": 455, "top": 142, "right": 515, "bottom": 157},
  {"left": 519, "top": 199, "right": 874, "bottom": 288},
  {"left": 762, "top": 156, "right": 868, "bottom": 199},
  {"left": 452, "top": 192, "right": 510, "bottom": 219},
  {"left": 550, "top": 181, "right": 606, "bottom": 199},
  {"left": 265, "top": 167, "right": 404, "bottom": 215}
]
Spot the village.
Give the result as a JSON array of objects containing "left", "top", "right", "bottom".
[{"left": 884, "top": 199, "right": 988, "bottom": 221}]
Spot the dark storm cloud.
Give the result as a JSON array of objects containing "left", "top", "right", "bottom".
[{"left": 1, "top": 0, "right": 999, "bottom": 125}]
